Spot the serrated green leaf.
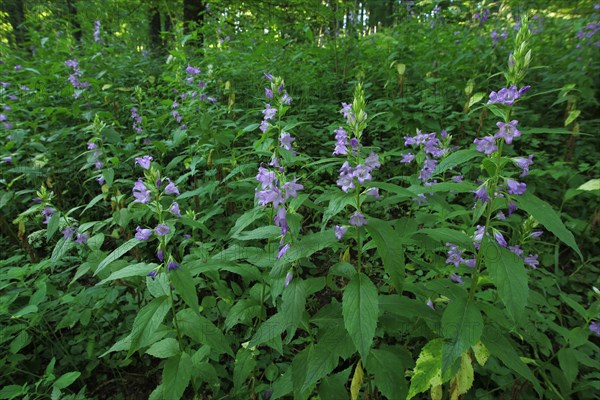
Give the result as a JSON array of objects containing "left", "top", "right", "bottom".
[
  {"left": 350, "top": 361, "right": 364, "bottom": 400},
  {"left": 577, "top": 179, "right": 600, "bottom": 191},
  {"left": 441, "top": 297, "right": 483, "bottom": 373},
  {"left": 517, "top": 192, "right": 582, "bottom": 260},
  {"left": 449, "top": 352, "right": 474, "bottom": 400},
  {"left": 564, "top": 109, "right": 580, "bottom": 126},
  {"left": 171, "top": 264, "right": 199, "bottom": 313},
  {"left": 343, "top": 272, "right": 379, "bottom": 361},
  {"left": 0, "top": 385, "right": 23, "bottom": 400},
  {"left": 557, "top": 348, "right": 578, "bottom": 387},
  {"left": 225, "top": 299, "right": 262, "bottom": 330},
  {"left": 53, "top": 371, "right": 80, "bottom": 390},
  {"left": 94, "top": 238, "right": 140, "bottom": 276},
  {"left": 281, "top": 279, "right": 307, "bottom": 337},
  {"left": 177, "top": 308, "right": 232, "bottom": 356},
  {"left": 482, "top": 240, "right": 528, "bottom": 321},
  {"left": 128, "top": 296, "right": 170, "bottom": 356},
  {"left": 233, "top": 347, "right": 256, "bottom": 391},
  {"left": 472, "top": 341, "right": 489, "bottom": 366},
  {"left": 482, "top": 328, "right": 541, "bottom": 394},
  {"left": 366, "top": 348, "right": 407, "bottom": 399},
  {"left": 146, "top": 338, "right": 180, "bottom": 359},
  {"left": 51, "top": 238, "right": 74, "bottom": 264},
  {"left": 249, "top": 313, "right": 286, "bottom": 347},
  {"left": 163, "top": 353, "right": 192, "bottom": 400},
  {"left": 366, "top": 218, "right": 405, "bottom": 291},
  {"left": 97, "top": 262, "right": 157, "bottom": 285},
  {"left": 433, "top": 149, "right": 481, "bottom": 176},
  {"left": 47, "top": 212, "right": 60, "bottom": 240}
]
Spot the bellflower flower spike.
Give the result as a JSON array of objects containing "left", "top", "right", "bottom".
[
  {"left": 164, "top": 178, "right": 180, "bottom": 196},
  {"left": 277, "top": 243, "right": 291, "bottom": 260},
  {"left": 274, "top": 206, "right": 289, "bottom": 235},
  {"left": 260, "top": 120, "right": 270, "bottom": 133},
  {"left": 506, "top": 179, "right": 527, "bottom": 195},
  {"left": 281, "top": 93, "right": 292, "bottom": 105},
  {"left": 494, "top": 231, "right": 508, "bottom": 247},
  {"left": 284, "top": 271, "right": 293, "bottom": 288},
  {"left": 590, "top": 321, "right": 600, "bottom": 336},
  {"left": 365, "top": 152, "right": 381, "bottom": 170},
  {"left": 93, "top": 20, "right": 102, "bottom": 43},
  {"left": 524, "top": 254, "right": 539, "bottom": 269},
  {"left": 186, "top": 65, "right": 200, "bottom": 75},
  {"left": 473, "top": 185, "right": 491, "bottom": 204},
  {"left": 279, "top": 132, "right": 295, "bottom": 153},
  {"left": 135, "top": 155, "right": 153, "bottom": 170},
  {"left": 133, "top": 179, "right": 151, "bottom": 204},
  {"left": 170, "top": 202, "right": 181, "bottom": 218},
  {"left": 62, "top": 226, "right": 76, "bottom": 240},
  {"left": 283, "top": 179, "right": 303, "bottom": 200},
  {"left": 262, "top": 104, "right": 277, "bottom": 120},
  {"left": 352, "top": 164, "right": 372, "bottom": 184},
  {"left": 474, "top": 136, "right": 498, "bottom": 155},
  {"left": 135, "top": 226, "right": 153, "bottom": 241},
  {"left": 87, "top": 141, "right": 97, "bottom": 150},
  {"left": 154, "top": 224, "right": 171, "bottom": 237},
  {"left": 495, "top": 120, "right": 521, "bottom": 144},
  {"left": 472, "top": 225, "right": 485, "bottom": 248},
  {"left": 167, "top": 260, "right": 180, "bottom": 271},
  {"left": 333, "top": 127, "right": 349, "bottom": 155},
  {"left": 340, "top": 102, "right": 354, "bottom": 123},
  {"left": 446, "top": 243, "right": 464, "bottom": 268},
  {"left": 265, "top": 88, "right": 273, "bottom": 99},
  {"left": 488, "top": 86, "right": 521, "bottom": 105},
  {"left": 366, "top": 187, "right": 380, "bottom": 199},
  {"left": 450, "top": 273, "right": 464, "bottom": 285},
  {"left": 513, "top": 154, "right": 534, "bottom": 176},
  {"left": 256, "top": 187, "right": 284, "bottom": 209},
  {"left": 350, "top": 137, "right": 360, "bottom": 152},
  {"left": 75, "top": 233, "right": 88, "bottom": 245},
  {"left": 349, "top": 211, "right": 367, "bottom": 227},
  {"left": 334, "top": 225, "right": 348, "bottom": 240},
  {"left": 256, "top": 166, "right": 276, "bottom": 189},
  {"left": 401, "top": 153, "right": 415, "bottom": 163}
]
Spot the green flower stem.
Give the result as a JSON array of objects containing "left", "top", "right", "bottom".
[
  {"left": 355, "top": 185, "right": 362, "bottom": 273},
  {"left": 168, "top": 276, "right": 185, "bottom": 352}
]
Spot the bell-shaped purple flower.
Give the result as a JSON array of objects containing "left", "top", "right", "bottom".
[
  {"left": 135, "top": 226, "right": 153, "bottom": 241},
  {"left": 334, "top": 225, "right": 348, "bottom": 240},
  {"left": 495, "top": 120, "right": 521, "bottom": 144},
  {"left": 135, "top": 155, "right": 153, "bottom": 170},
  {"left": 349, "top": 211, "right": 367, "bottom": 227},
  {"left": 506, "top": 179, "right": 527, "bottom": 195},
  {"left": 154, "top": 224, "right": 171, "bottom": 237},
  {"left": 164, "top": 178, "right": 180, "bottom": 196},
  {"left": 474, "top": 136, "right": 498, "bottom": 155},
  {"left": 170, "top": 202, "right": 181, "bottom": 218}
]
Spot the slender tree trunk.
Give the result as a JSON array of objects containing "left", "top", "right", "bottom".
[
  {"left": 149, "top": 1, "right": 162, "bottom": 50},
  {"left": 183, "top": 0, "right": 204, "bottom": 47},
  {"left": 66, "top": 0, "right": 81, "bottom": 42}
]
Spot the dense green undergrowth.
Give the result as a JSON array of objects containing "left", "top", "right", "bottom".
[{"left": 1, "top": 1, "right": 599, "bottom": 399}]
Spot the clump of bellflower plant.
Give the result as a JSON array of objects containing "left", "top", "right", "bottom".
[
  {"left": 64, "top": 59, "right": 90, "bottom": 98},
  {"left": 254, "top": 74, "right": 302, "bottom": 285},
  {"left": 169, "top": 63, "right": 216, "bottom": 131},
  {"left": 332, "top": 83, "right": 381, "bottom": 271},
  {"left": 130, "top": 155, "right": 185, "bottom": 282}
]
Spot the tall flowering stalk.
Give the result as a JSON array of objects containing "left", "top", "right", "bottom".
[
  {"left": 464, "top": 16, "right": 540, "bottom": 298},
  {"left": 254, "top": 74, "right": 302, "bottom": 283},
  {"left": 64, "top": 59, "right": 90, "bottom": 98},
  {"left": 332, "top": 83, "right": 381, "bottom": 272}
]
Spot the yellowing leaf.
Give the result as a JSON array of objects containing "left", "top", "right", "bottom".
[
  {"left": 472, "top": 341, "right": 489, "bottom": 366},
  {"left": 577, "top": 179, "right": 600, "bottom": 191},
  {"left": 350, "top": 360, "right": 364, "bottom": 400},
  {"left": 449, "top": 352, "right": 474, "bottom": 400}
]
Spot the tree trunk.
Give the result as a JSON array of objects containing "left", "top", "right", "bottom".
[
  {"left": 66, "top": 0, "right": 81, "bottom": 42},
  {"left": 149, "top": 1, "right": 162, "bottom": 50},
  {"left": 183, "top": 0, "right": 204, "bottom": 47}
]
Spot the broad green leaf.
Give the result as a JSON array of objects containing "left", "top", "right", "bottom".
[
  {"left": 577, "top": 179, "right": 600, "bottom": 191},
  {"left": 47, "top": 212, "right": 60, "bottom": 240},
  {"left": 163, "top": 352, "right": 192, "bottom": 400},
  {"left": 564, "top": 109, "right": 580, "bottom": 126},
  {"left": 232, "top": 225, "right": 280, "bottom": 241},
  {"left": 51, "top": 238, "right": 74, "bottom": 264},
  {"left": 249, "top": 313, "right": 286, "bottom": 347},
  {"left": 407, "top": 339, "right": 444, "bottom": 399},
  {"left": 350, "top": 361, "right": 364, "bottom": 400},
  {"left": 94, "top": 238, "right": 140, "bottom": 276},
  {"left": 557, "top": 348, "right": 578, "bottom": 387},
  {"left": 80, "top": 193, "right": 106, "bottom": 216},
  {"left": 408, "top": 182, "right": 476, "bottom": 195},
  {"left": 482, "top": 241, "right": 528, "bottom": 321},
  {"left": 97, "top": 262, "right": 157, "bottom": 285},
  {"left": 441, "top": 297, "right": 483, "bottom": 373},
  {"left": 171, "top": 265, "right": 199, "bottom": 313},
  {"left": 482, "top": 328, "right": 541, "bottom": 394},
  {"left": 449, "top": 352, "right": 474, "bottom": 400},
  {"left": 366, "top": 348, "right": 407, "bottom": 400},
  {"left": 225, "top": 299, "right": 262, "bottom": 330},
  {"left": 177, "top": 308, "right": 232, "bottom": 356},
  {"left": 417, "top": 228, "right": 474, "bottom": 250},
  {"left": 227, "top": 207, "right": 265, "bottom": 238},
  {"left": 517, "top": 192, "right": 582, "bottom": 260},
  {"left": 342, "top": 272, "right": 379, "bottom": 361},
  {"left": 367, "top": 181, "right": 414, "bottom": 198},
  {"left": 0, "top": 385, "right": 23, "bottom": 400},
  {"left": 366, "top": 218, "right": 404, "bottom": 291},
  {"left": 53, "top": 371, "right": 80, "bottom": 389},
  {"left": 146, "top": 338, "right": 180, "bottom": 359},
  {"left": 281, "top": 279, "right": 307, "bottom": 337},
  {"left": 128, "top": 297, "right": 170, "bottom": 356},
  {"left": 9, "top": 331, "right": 30, "bottom": 354},
  {"left": 291, "top": 343, "right": 338, "bottom": 394},
  {"left": 320, "top": 192, "right": 355, "bottom": 228},
  {"left": 433, "top": 149, "right": 481, "bottom": 176},
  {"left": 559, "top": 293, "right": 588, "bottom": 319},
  {"left": 233, "top": 348, "right": 256, "bottom": 391},
  {"left": 273, "top": 231, "right": 337, "bottom": 277}
]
